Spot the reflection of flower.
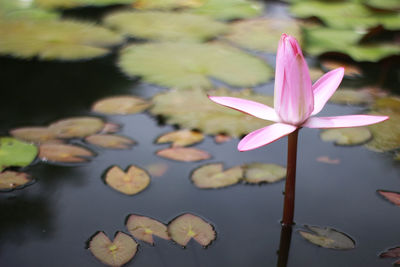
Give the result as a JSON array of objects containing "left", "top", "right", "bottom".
[{"left": 209, "top": 34, "right": 388, "bottom": 151}]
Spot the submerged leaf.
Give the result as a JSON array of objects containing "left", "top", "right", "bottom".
[
  {"left": 0, "top": 171, "right": 33, "bottom": 190},
  {"left": 0, "top": 137, "right": 38, "bottom": 171},
  {"left": 365, "top": 112, "right": 400, "bottom": 152},
  {"left": 89, "top": 231, "right": 138, "bottom": 267},
  {"left": 377, "top": 190, "right": 400, "bottom": 207},
  {"left": 39, "top": 143, "right": 94, "bottom": 163},
  {"left": 243, "top": 163, "right": 286, "bottom": 184},
  {"left": 320, "top": 127, "right": 372, "bottom": 146},
  {"left": 191, "top": 163, "right": 243, "bottom": 188},
  {"left": 316, "top": 156, "right": 340, "bottom": 165},
  {"left": 156, "top": 147, "right": 211, "bottom": 162},
  {"left": 92, "top": 96, "right": 151, "bottom": 115},
  {"left": 299, "top": 225, "right": 355, "bottom": 250},
  {"left": 85, "top": 134, "right": 136, "bottom": 149},
  {"left": 380, "top": 247, "right": 400, "bottom": 259},
  {"left": 126, "top": 214, "right": 170, "bottom": 245},
  {"left": 10, "top": 127, "right": 57, "bottom": 144},
  {"left": 168, "top": 213, "right": 216, "bottom": 247},
  {"left": 214, "top": 134, "right": 231, "bottom": 143},
  {"left": 118, "top": 42, "right": 272, "bottom": 89},
  {"left": 105, "top": 165, "right": 150, "bottom": 195},
  {"left": 156, "top": 129, "right": 204, "bottom": 147},
  {"left": 145, "top": 163, "right": 168, "bottom": 177},
  {"left": 49, "top": 117, "right": 104, "bottom": 138}
]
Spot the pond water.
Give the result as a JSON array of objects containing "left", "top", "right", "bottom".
[{"left": 1, "top": 1, "right": 400, "bottom": 267}]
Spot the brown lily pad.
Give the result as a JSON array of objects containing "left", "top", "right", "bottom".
[
  {"left": 92, "top": 96, "right": 151, "bottom": 115},
  {"left": 191, "top": 163, "right": 243, "bottom": 189},
  {"left": 126, "top": 214, "right": 170, "bottom": 245},
  {"left": 156, "top": 129, "right": 204, "bottom": 147},
  {"left": 214, "top": 134, "right": 231, "bottom": 143},
  {"left": 320, "top": 60, "right": 362, "bottom": 78},
  {"left": 380, "top": 246, "right": 400, "bottom": 259},
  {"left": 243, "top": 163, "right": 286, "bottom": 184},
  {"left": 168, "top": 213, "right": 216, "bottom": 247},
  {"left": 89, "top": 231, "right": 138, "bottom": 267},
  {"left": 0, "top": 171, "right": 33, "bottom": 191},
  {"left": 104, "top": 165, "right": 150, "bottom": 195},
  {"left": 85, "top": 134, "right": 136, "bottom": 149},
  {"left": 299, "top": 225, "right": 355, "bottom": 250},
  {"left": 377, "top": 190, "right": 400, "bottom": 206},
  {"left": 39, "top": 143, "right": 95, "bottom": 163},
  {"left": 49, "top": 117, "right": 104, "bottom": 138},
  {"left": 9, "top": 127, "right": 57, "bottom": 144},
  {"left": 145, "top": 163, "right": 168, "bottom": 177},
  {"left": 156, "top": 147, "right": 211, "bottom": 162},
  {"left": 320, "top": 127, "right": 372, "bottom": 146}
]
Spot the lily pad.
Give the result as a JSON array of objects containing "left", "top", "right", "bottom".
[
  {"left": 191, "top": 163, "right": 243, "bottom": 189},
  {"left": 168, "top": 213, "right": 216, "bottom": 247},
  {"left": 39, "top": 143, "right": 94, "bottom": 163},
  {"left": 320, "top": 60, "right": 362, "bottom": 78},
  {"left": 101, "top": 122, "right": 122, "bottom": 134},
  {"left": 0, "top": 0, "right": 59, "bottom": 20},
  {"left": 89, "top": 231, "right": 138, "bottom": 267},
  {"left": 104, "top": 11, "right": 228, "bottom": 42},
  {"left": 377, "top": 190, "right": 400, "bottom": 206},
  {"left": 49, "top": 117, "right": 104, "bottom": 138},
  {"left": 0, "top": 19, "right": 123, "bottom": 60},
  {"left": 0, "top": 137, "right": 38, "bottom": 171},
  {"left": 133, "top": 0, "right": 203, "bottom": 10},
  {"left": 35, "top": 0, "right": 133, "bottom": 9},
  {"left": 0, "top": 171, "right": 33, "bottom": 191},
  {"left": 156, "top": 147, "right": 211, "bottom": 162},
  {"left": 156, "top": 129, "right": 204, "bottom": 147},
  {"left": 329, "top": 89, "right": 374, "bottom": 105},
  {"left": 316, "top": 156, "right": 340, "bottom": 164},
  {"left": 92, "top": 96, "right": 151, "bottom": 115},
  {"left": 150, "top": 88, "right": 273, "bottom": 137},
  {"left": 380, "top": 247, "right": 400, "bottom": 260},
  {"left": 214, "top": 134, "right": 232, "bottom": 143},
  {"left": 299, "top": 225, "right": 355, "bottom": 250},
  {"left": 243, "top": 163, "right": 286, "bottom": 184},
  {"left": 365, "top": 112, "right": 400, "bottom": 152},
  {"left": 126, "top": 214, "right": 170, "bottom": 245},
  {"left": 118, "top": 42, "right": 272, "bottom": 89},
  {"left": 104, "top": 165, "right": 150, "bottom": 195},
  {"left": 10, "top": 127, "right": 57, "bottom": 144},
  {"left": 320, "top": 127, "right": 372, "bottom": 146},
  {"left": 145, "top": 163, "right": 168, "bottom": 177},
  {"left": 371, "top": 97, "right": 400, "bottom": 113},
  {"left": 85, "top": 134, "right": 136, "bottom": 149},
  {"left": 363, "top": 0, "right": 400, "bottom": 11}
]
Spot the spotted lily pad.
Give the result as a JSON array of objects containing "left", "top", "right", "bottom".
[
  {"left": 105, "top": 165, "right": 150, "bottom": 195},
  {"left": 299, "top": 225, "right": 355, "bottom": 250},
  {"left": 89, "top": 231, "right": 138, "bottom": 267},
  {"left": 85, "top": 134, "right": 136, "bottom": 149},
  {"left": 0, "top": 171, "right": 33, "bottom": 191},
  {"left": 329, "top": 89, "right": 374, "bottom": 105},
  {"left": 365, "top": 112, "right": 400, "bottom": 152},
  {"left": 156, "top": 130, "right": 204, "bottom": 147},
  {"left": 126, "top": 214, "right": 170, "bottom": 245},
  {"left": 243, "top": 163, "right": 286, "bottom": 184},
  {"left": 156, "top": 147, "right": 211, "bottom": 162},
  {"left": 150, "top": 88, "right": 273, "bottom": 137},
  {"left": 118, "top": 42, "right": 272, "bottom": 89},
  {"left": 377, "top": 190, "right": 400, "bottom": 206},
  {"left": 92, "top": 96, "right": 151, "bottom": 115},
  {"left": 168, "top": 213, "right": 216, "bottom": 247},
  {"left": 0, "top": 137, "right": 38, "bottom": 171},
  {"left": 35, "top": 0, "right": 134, "bottom": 9},
  {"left": 10, "top": 127, "right": 57, "bottom": 144},
  {"left": 39, "top": 143, "right": 94, "bottom": 163},
  {"left": 104, "top": 11, "right": 228, "bottom": 42},
  {"left": 191, "top": 163, "right": 243, "bottom": 189},
  {"left": 49, "top": 117, "right": 104, "bottom": 138},
  {"left": 320, "top": 127, "right": 372, "bottom": 146}
]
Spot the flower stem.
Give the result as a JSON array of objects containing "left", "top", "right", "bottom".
[
  {"left": 276, "top": 225, "right": 293, "bottom": 267},
  {"left": 282, "top": 129, "right": 299, "bottom": 226}
]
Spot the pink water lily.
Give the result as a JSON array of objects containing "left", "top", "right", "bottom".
[{"left": 209, "top": 34, "right": 388, "bottom": 151}]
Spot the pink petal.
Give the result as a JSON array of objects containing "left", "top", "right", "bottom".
[
  {"left": 238, "top": 123, "right": 297, "bottom": 151},
  {"left": 208, "top": 96, "right": 279, "bottom": 122},
  {"left": 302, "top": 115, "right": 389, "bottom": 128},
  {"left": 311, "top": 68, "right": 345, "bottom": 116}
]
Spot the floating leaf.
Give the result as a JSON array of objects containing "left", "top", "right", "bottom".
[
  {"left": 316, "top": 156, "right": 340, "bottom": 165},
  {"left": 0, "top": 0, "right": 59, "bottom": 20},
  {"left": 101, "top": 122, "right": 122, "bottom": 134},
  {"left": 320, "top": 127, "right": 372, "bottom": 146},
  {"left": 39, "top": 143, "right": 94, "bottom": 163},
  {"left": 104, "top": 11, "right": 228, "bottom": 42},
  {"left": 191, "top": 163, "right": 243, "bottom": 188},
  {"left": 168, "top": 213, "right": 216, "bottom": 247},
  {"left": 85, "top": 134, "right": 136, "bottom": 149},
  {"left": 35, "top": 0, "right": 134, "bottom": 9},
  {"left": 92, "top": 96, "right": 151, "bottom": 115},
  {"left": 214, "top": 134, "right": 231, "bottom": 143},
  {"left": 363, "top": 0, "right": 400, "bottom": 11},
  {"left": 118, "top": 42, "right": 272, "bottom": 89},
  {"left": 366, "top": 112, "right": 400, "bottom": 152},
  {"left": 105, "top": 165, "right": 150, "bottom": 195},
  {"left": 89, "top": 231, "right": 138, "bottom": 267},
  {"left": 126, "top": 214, "right": 170, "bottom": 245},
  {"left": 380, "top": 247, "right": 400, "bottom": 259},
  {"left": 156, "top": 129, "right": 204, "bottom": 147},
  {"left": 329, "top": 89, "right": 374, "bottom": 105},
  {"left": 156, "top": 147, "right": 211, "bottom": 162},
  {"left": 377, "top": 190, "right": 400, "bottom": 207},
  {"left": 224, "top": 18, "right": 302, "bottom": 53},
  {"left": 299, "top": 225, "right": 355, "bottom": 250},
  {"left": 243, "top": 163, "right": 286, "bottom": 184},
  {"left": 150, "top": 88, "right": 273, "bottom": 137},
  {"left": 371, "top": 97, "right": 400, "bottom": 113},
  {"left": 190, "top": 0, "right": 263, "bottom": 20},
  {"left": 10, "top": 127, "right": 57, "bottom": 144},
  {"left": 49, "top": 117, "right": 104, "bottom": 139},
  {"left": 320, "top": 60, "right": 362, "bottom": 78},
  {"left": 0, "top": 19, "right": 123, "bottom": 60},
  {"left": 133, "top": 0, "right": 203, "bottom": 10},
  {"left": 145, "top": 163, "right": 168, "bottom": 177},
  {"left": 0, "top": 171, "right": 33, "bottom": 191},
  {"left": 0, "top": 137, "right": 38, "bottom": 171}
]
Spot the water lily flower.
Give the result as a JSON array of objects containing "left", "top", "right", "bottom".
[{"left": 209, "top": 34, "right": 388, "bottom": 151}]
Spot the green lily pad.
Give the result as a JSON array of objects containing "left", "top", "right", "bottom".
[
  {"left": 49, "top": 117, "right": 104, "bottom": 138},
  {"left": 133, "top": 0, "right": 203, "bottom": 10},
  {"left": 156, "top": 129, "right": 204, "bottom": 147},
  {"left": 0, "top": 171, "right": 33, "bottom": 191},
  {"left": 0, "top": 137, "right": 38, "bottom": 171},
  {"left": 85, "top": 134, "right": 136, "bottom": 149},
  {"left": 39, "top": 143, "right": 95, "bottom": 163},
  {"left": 104, "top": 11, "right": 228, "bottom": 42},
  {"left": 34, "top": 0, "right": 133, "bottom": 9},
  {"left": 377, "top": 190, "right": 400, "bottom": 206},
  {"left": 371, "top": 97, "right": 400, "bottom": 113},
  {"left": 191, "top": 163, "right": 243, "bottom": 189},
  {"left": 150, "top": 88, "right": 273, "bottom": 137},
  {"left": 118, "top": 42, "right": 272, "bottom": 89},
  {"left": 224, "top": 18, "right": 302, "bottom": 53},
  {"left": 104, "top": 165, "right": 150, "bottom": 195},
  {"left": 243, "top": 163, "right": 286, "bottom": 184},
  {"left": 10, "top": 127, "right": 58, "bottom": 144},
  {"left": 329, "top": 89, "right": 374, "bottom": 105},
  {"left": 126, "top": 214, "right": 170, "bottom": 245},
  {"left": 299, "top": 225, "right": 355, "bottom": 250},
  {"left": 89, "top": 231, "right": 138, "bottom": 267},
  {"left": 365, "top": 111, "right": 400, "bottom": 152},
  {"left": 168, "top": 213, "right": 216, "bottom": 247},
  {"left": 92, "top": 95, "right": 151, "bottom": 115},
  {"left": 0, "top": 0, "right": 59, "bottom": 20},
  {"left": 0, "top": 19, "right": 123, "bottom": 60},
  {"left": 363, "top": 0, "right": 400, "bottom": 10},
  {"left": 156, "top": 147, "right": 211, "bottom": 162},
  {"left": 320, "top": 127, "right": 372, "bottom": 146}
]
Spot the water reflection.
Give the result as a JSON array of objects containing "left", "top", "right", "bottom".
[{"left": 276, "top": 225, "right": 293, "bottom": 267}]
